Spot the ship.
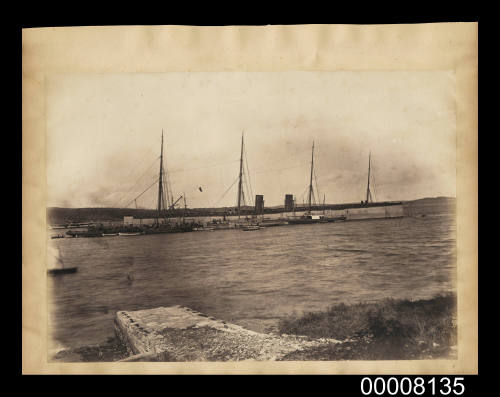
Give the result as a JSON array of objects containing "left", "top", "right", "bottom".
[
  {"left": 287, "top": 141, "right": 332, "bottom": 225},
  {"left": 339, "top": 151, "right": 404, "bottom": 221},
  {"left": 287, "top": 146, "right": 403, "bottom": 224},
  {"left": 139, "top": 133, "right": 193, "bottom": 233},
  {"left": 98, "top": 132, "right": 194, "bottom": 235},
  {"left": 52, "top": 133, "right": 404, "bottom": 229}
]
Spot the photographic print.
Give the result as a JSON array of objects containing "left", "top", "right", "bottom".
[{"left": 22, "top": 24, "right": 477, "bottom": 374}]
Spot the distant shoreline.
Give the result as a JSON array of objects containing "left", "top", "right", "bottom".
[{"left": 47, "top": 196, "right": 455, "bottom": 225}]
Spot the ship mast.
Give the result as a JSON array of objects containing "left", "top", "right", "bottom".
[
  {"left": 365, "top": 151, "right": 372, "bottom": 204},
  {"left": 308, "top": 141, "right": 315, "bottom": 212},
  {"left": 237, "top": 131, "right": 244, "bottom": 219},
  {"left": 156, "top": 131, "right": 165, "bottom": 224}
]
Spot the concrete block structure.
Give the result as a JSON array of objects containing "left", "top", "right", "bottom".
[
  {"left": 114, "top": 305, "right": 341, "bottom": 361},
  {"left": 255, "top": 195, "right": 264, "bottom": 215},
  {"left": 284, "top": 194, "right": 294, "bottom": 211}
]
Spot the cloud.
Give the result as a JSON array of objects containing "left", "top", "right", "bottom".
[{"left": 46, "top": 71, "right": 456, "bottom": 207}]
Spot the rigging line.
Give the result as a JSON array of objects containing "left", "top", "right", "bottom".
[
  {"left": 169, "top": 159, "right": 240, "bottom": 174},
  {"left": 314, "top": 168, "right": 320, "bottom": 207},
  {"left": 253, "top": 163, "right": 304, "bottom": 175},
  {"left": 161, "top": 167, "right": 167, "bottom": 212},
  {"left": 113, "top": 149, "right": 155, "bottom": 204},
  {"left": 115, "top": 173, "right": 158, "bottom": 209},
  {"left": 163, "top": 179, "right": 170, "bottom": 209},
  {"left": 162, "top": 165, "right": 171, "bottom": 208},
  {"left": 243, "top": 176, "right": 251, "bottom": 207},
  {"left": 240, "top": 178, "right": 247, "bottom": 207},
  {"left": 144, "top": 188, "right": 152, "bottom": 211},
  {"left": 371, "top": 162, "right": 378, "bottom": 202},
  {"left": 150, "top": 181, "right": 155, "bottom": 210},
  {"left": 213, "top": 175, "right": 240, "bottom": 207},
  {"left": 298, "top": 185, "right": 309, "bottom": 205},
  {"left": 150, "top": 186, "right": 157, "bottom": 210},
  {"left": 161, "top": 141, "right": 175, "bottom": 207},
  {"left": 112, "top": 156, "right": 160, "bottom": 208},
  {"left": 118, "top": 147, "right": 155, "bottom": 192},
  {"left": 251, "top": 147, "right": 313, "bottom": 172},
  {"left": 243, "top": 146, "right": 254, "bottom": 205},
  {"left": 167, "top": 167, "right": 174, "bottom": 206},
  {"left": 242, "top": 169, "right": 252, "bottom": 207},
  {"left": 163, "top": 164, "right": 174, "bottom": 207},
  {"left": 124, "top": 179, "right": 159, "bottom": 209}
]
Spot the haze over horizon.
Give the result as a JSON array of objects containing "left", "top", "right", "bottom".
[
  {"left": 46, "top": 71, "right": 456, "bottom": 209},
  {"left": 47, "top": 195, "right": 456, "bottom": 210}
]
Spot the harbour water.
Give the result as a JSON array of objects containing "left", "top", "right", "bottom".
[{"left": 48, "top": 203, "right": 456, "bottom": 355}]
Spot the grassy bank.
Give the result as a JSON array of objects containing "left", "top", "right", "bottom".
[
  {"left": 278, "top": 294, "right": 457, "bottom": 360},
  {"left": 51, "top": 294, "right": 457, "bottom": 362},
  {"left": 52, "top": 337, "right": 129, "bottom": 362}
]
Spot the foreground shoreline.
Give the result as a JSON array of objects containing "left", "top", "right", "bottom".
[
  {"left": 52, "top": 294, "right": 457, "bottom": 362},
  {"left": 277, "top": 293, "right": 457, "bottom": 360}
]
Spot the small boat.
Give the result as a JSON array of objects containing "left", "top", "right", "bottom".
[
  {"left": 48, "top": 267, "right": 78, "bottom": 275},
  {"left": 65, "top": 230, "right": 102, "bottom": 238},
  {"left": 241, "top": 225, "right": 260, "bottom": 231},
  {"left": 118, "top": 232, "right": 144, "bottom": 236},
  {"left": 102, "top": 233, "right": 119, "bottom": 236},
  {"left": 47, "top": 246, "right": 77, "bottom": 275},
  {"left": 51, "top": 234, "right": 65, "bottom": 239},
  {"left": 326, "top": 215, "right": 347, "bottom": 222}
]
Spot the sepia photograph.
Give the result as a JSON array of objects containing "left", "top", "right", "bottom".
[{"left": 22, "top": 24, "right": 477, "bottom": 374}]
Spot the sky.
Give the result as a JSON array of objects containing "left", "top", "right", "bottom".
[{"left": 46, "top": 71, "right": 456, "bottom": 209}]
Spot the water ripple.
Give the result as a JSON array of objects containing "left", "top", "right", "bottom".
[{"left": 48, "top": 210, "right": 456, "bottom": 349}]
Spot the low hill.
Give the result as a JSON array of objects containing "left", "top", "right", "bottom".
[{"left": 405, "top": 196, "right": 456, "bottom": 205}]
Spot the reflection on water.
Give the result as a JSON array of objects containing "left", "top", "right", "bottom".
[{"left": 48, "top": 208, "right": 456, "bottom": 352}]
